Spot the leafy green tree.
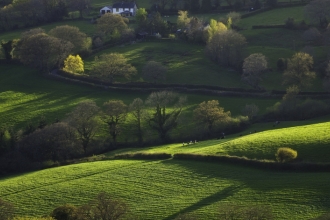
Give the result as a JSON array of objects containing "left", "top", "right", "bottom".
[
  {"left": 241, "top": 53, "right": 268, "bottom": 89},
  {"left": 63, "top": 55, "right": 84, "bottom": 73},
  {"left": 135, "top": 8, "right": 148, "bottom": 26},
  {"left": 142, "top": 61, "right": 167, "bottom": 83},
  {"left": 16, "top": 33, "right": 73, "bottom": 71},
  {"left": 66, "top": 100, "right": 100, "bottom": 155},
  {"left": 146, "top": 91, "right": 185, "bottom": 142},
  {"left": 96, "top": 13, "right": 128, "bottom": 40},
  {"left": 206, "top": 30, "right": 246, "bottom": 68},
  {"left": 101, "top": 100, "right": 127, "bottom": 147},
  {"left": 177, "top": 10, "right": 191, "bottom": 29},
  {"left": 283, "top": 52, "right": 316, "bottom": 89},
  {"left": 91, "top": 53, "right": 137, "bottom": 84},
  {"left": 205, "top": 19, "right": 227, "bottom": 42},
  {"left": 49, "top": 25, "right": 91, "bottom": 53},
  {"left": 194, "top": 100, "right": 231, "bottom": 135},
  {"left": 275, "top": 147, "right": 297, "bottom": 162}
]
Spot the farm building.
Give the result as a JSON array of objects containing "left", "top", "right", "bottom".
[{"left": 100, "top": 2, "right": 137, "bottom": 16}]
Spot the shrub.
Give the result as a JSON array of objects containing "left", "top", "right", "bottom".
[
  {"left": 277, "top": 58, "right": 287, "bottom": 71},
  {"left": 285, "top": 17, "right": 295, "bottom": 29},
  {"left": 169, "top": 34, "right": 176, "bottom": 40},
  {"left": 51, "top": 204, "right": 79, "bottom": 220},
  {"left": 276, "top": 148, "right": 297, "bottom": 163}
]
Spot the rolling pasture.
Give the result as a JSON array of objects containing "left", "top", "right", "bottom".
[
  {"left": 0, "top": 63, "right": 278, "bottom": 130},
  {"left": 0, "top": 159, "right": 329, "bottom": 219},
  {"left": 109, "top": 121, "right": 330, "bottom": 163}
]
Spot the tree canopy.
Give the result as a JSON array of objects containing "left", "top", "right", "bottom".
[
  {"left": 283, "top": 52, "right": 316, "bottom": 89},
  {"left": 194, "top": 100, "right": 231, "bottom": 135},
  {"left": 91, "top": 53, "right": 137, "bottom": 84},
  {"left": 241, "top": 53, "right": 268, "bottom": 89}
]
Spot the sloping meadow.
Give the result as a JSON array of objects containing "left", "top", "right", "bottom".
[{"left": 0, "top": 159, "right": 329, "bottom": 219}]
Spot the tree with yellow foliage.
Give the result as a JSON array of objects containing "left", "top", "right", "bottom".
[
  {"left": 63, "top": 55, "right": 84, "bottom": 74},
  {"left": 205, "top": 19, "right": 227, "bottom": 42}
]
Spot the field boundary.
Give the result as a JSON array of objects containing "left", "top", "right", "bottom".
[
  {"left": 49, "top": 69, "right": 330, "bottom": 99},
  {"left": 112, "top": 152, "right": 330, "bottom": 172}
]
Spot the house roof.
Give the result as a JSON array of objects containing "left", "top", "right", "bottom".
[
  {"left": 113, "top": 2, "right": 136, "bottom": 9},
  {"left": 100, "top": 6, "right": 112, "bottom": 10}
]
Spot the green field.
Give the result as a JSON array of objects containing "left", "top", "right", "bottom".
[
  {"left": 0, "top": 159, "right": 329, "bottom": 219},
  {"left": 0, "top": 63, "right": 279, "bottom": 131},
  {"left": 109, "top": 120, "right": 330, "bottom": 162}
]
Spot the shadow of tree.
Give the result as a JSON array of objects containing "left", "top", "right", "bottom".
[{"left": 164, "top": 185, "right": 243, "bottom": 220}]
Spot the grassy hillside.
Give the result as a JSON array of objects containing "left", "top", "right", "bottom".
[
  {"left": 110, "top": 121, "right": 330, "bottom": 162},
  {"left": 85, "top": 40, "right": 250, "bottom": 87},
  {"left": 0, "top": 159, "right": 329, "bottom": 219},
  {"left": 0, "top": 63, "right": 278, "bottom": 130}
]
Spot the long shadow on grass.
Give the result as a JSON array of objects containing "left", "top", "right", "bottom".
[{"left": 164, "top": 185, "right": 242, "bottom": 220}]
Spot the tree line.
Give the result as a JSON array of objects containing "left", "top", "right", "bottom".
[
  {"left": 0, "top": 90, "right": 256, "bottom": 174},
  {"left": 0, "top": 0, "right": 93, "bottom": 31}
]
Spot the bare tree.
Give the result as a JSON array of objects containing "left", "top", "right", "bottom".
[
  {"left": 241, "top": 53, "right": 268, "bottom": 89},
  {"left": 19, "top": 122, "right": 78, "bottom": 162},
  {"left": 241, "top": 104, "right": 259, "bottom": 121},
  {"left": 67, "top": 100, "right": 100, "bottom": 155},
  {"left": 102, "top": 100, "right": 128, "bottom": 147},
  {"left": 129, "top": 98, "right": 145, "bottom": 145},
  {"left": 146, "top": 91, "right": 185, "bottom": 142},
  {"left": 82, "top": 192, "right": 129, "bottom": 220},
  {"left": 142, "top": 61, "right": 167, "bottom": 83}
]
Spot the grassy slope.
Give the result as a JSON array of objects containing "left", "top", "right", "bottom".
[
  {"left": 109, "top": 119, "right": 330, "bottom": 162},
  {"left": 0, "top": 64, "right": 278, "bottom": 130},
  {"left": 0, "top": 159, "right": 329, "bottom": 219},
  {"left": 85, "top": 40, "right": 250, "bottom": 87}
]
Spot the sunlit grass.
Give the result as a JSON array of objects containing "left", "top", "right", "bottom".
[
  {"left": 0, "top": 159, "right": 329, "bottom": 219},
  {"left": 108, "top": 120, "right": 330, "bottom": 163}
]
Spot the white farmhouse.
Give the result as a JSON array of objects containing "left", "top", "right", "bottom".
[
  {"left": 100, "top": 2, "right": 137, "bottom": 16},
  {"left": 100, "top": 6, "right": 112, "bottom": 15}
]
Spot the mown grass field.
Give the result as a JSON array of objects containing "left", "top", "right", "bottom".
[
  {"left": 0, "top": 159, "right": 329, "bottom": 219},
  {"left": 109, "top": 120, "right": 330, "bottom": 163}
]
